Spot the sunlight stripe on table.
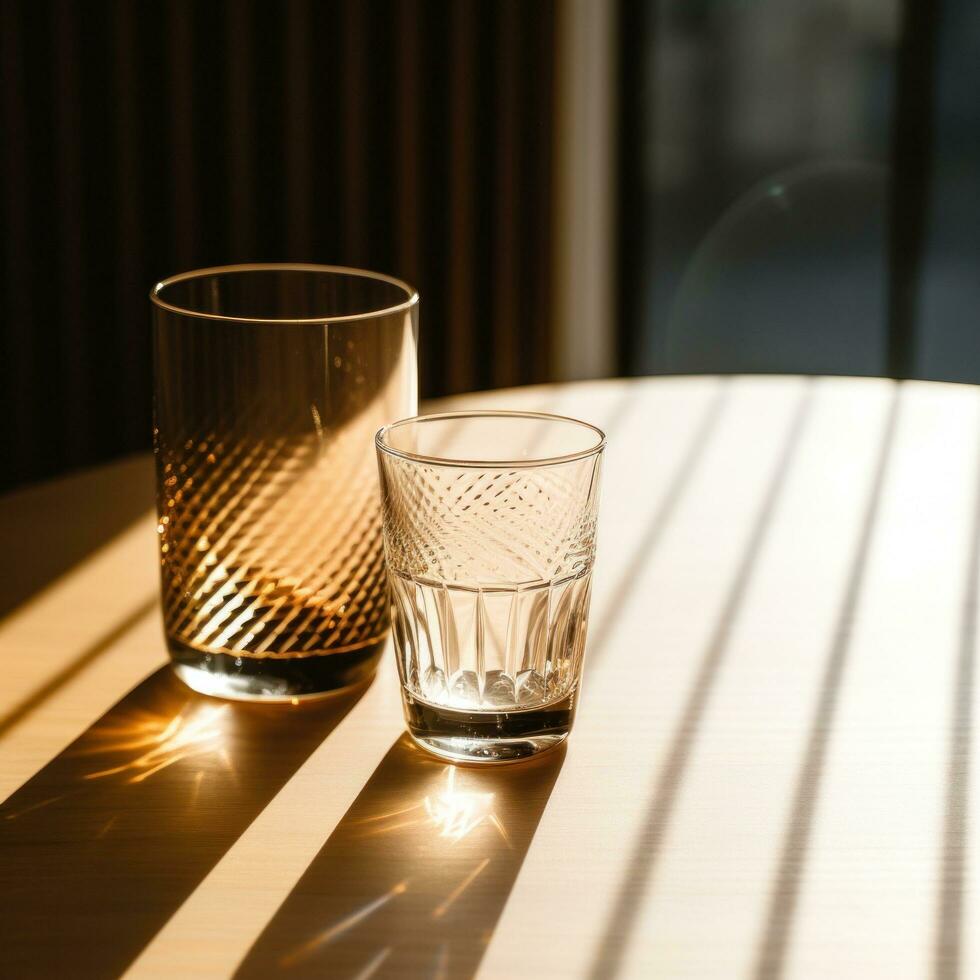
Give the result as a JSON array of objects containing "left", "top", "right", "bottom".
[
  {"left": 754, "top": 385, "right": 900, "bottom": 980},
  {"left": 11, "top": 376, "right": 971, "bottom": 979},
  {"left": 779, "top": 383, "right": 980, "bottom": 980},
  {"left": 930, "top": 401, "right": 980, "bottom": 980},
  {"left": 124, "top": 651, "right": 404, "bottom": 979},
  {"left": 0, "top": 611, "right": 165, "bottom": 802},
  {"left": 588, "top": 379, "right": 818, "bottom": 980},
  {"left": 961, "top": 411, "right": 980, "bottom": 980},
  {"left": 587, "top": 378, "right": 729, "bottom": 670},
  {"left": 592, "top": 378, "right": 897, "bottom": 978},
  {"left": 124, "top": 379, "right": 637, "bottom": 979},
  {"left": 479, "top": 376, "right": 811, "bottom": 978},
  {"left": 0, "top": 382, "right": 556, "bottom": 802},
  {"left": 0, "top": 513, "right": 158, "bottom": 741}
]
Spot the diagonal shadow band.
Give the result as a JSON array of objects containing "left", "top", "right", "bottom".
[
  {"left": 933, "top": 399, "right": 980, "bottom": 980},
  {"left": 0, "top": 665, "right": 366, "bottom": 979},
  {"left": 588, "top": 382, "right": 814, "bottom": 980},
  {"left": 0, "top": 595, "right": 159, "bottom": 741},
  {"left": 753, "top": 387, "right": 901, "bottom": 980},
  {"left": 0, "top": 457, "right": 154, "bottom": 621},
  {"left": 586, "top": 382, "right": 730, "bottom": 670},
  {"left": 234, "top": 735, "right": 565, "bottom": 979}
]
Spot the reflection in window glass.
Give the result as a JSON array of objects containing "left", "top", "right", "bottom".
[{"left": 628, "top": 0, "right": 899, "bottom": 377}]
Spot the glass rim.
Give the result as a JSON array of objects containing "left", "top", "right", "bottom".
[
  {"left": 375, "top": 410, "right": 606, "bottom": 469},
  {"left": 150, "top": 262, "right": 419, "bottom": 324}
]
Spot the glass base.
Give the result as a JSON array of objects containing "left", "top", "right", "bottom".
[
  {"left": 403, "top": 688, "right": 576, "bottom": 764},
  {"left": 168, "top": 636, "right": 385, "bottom": 702}
]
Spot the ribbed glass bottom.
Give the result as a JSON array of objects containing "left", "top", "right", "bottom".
[
  {"left": 403, "top": 687, "right": 576, "bottom": 763},
  {"left": 390, "top": 569, "right": 591, "bottom": 762},
  {"left": 168, "top": 635, "right": 385, "bottom": 701}
]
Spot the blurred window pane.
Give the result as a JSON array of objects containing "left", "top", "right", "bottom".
[{"left": 625, "top": 0, "right": 900, "bottom": 377}]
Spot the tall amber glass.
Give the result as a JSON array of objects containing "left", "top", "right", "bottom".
[{"left": 152, "top": 264, "right": 418, "bottom": 700}]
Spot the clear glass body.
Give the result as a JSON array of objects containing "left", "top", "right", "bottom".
[
  {"left": 376, "top": 412, "right": 605, "bottom": 763},
  {"left": 152, "top": 264, "right": 418, "bottom": 700}
]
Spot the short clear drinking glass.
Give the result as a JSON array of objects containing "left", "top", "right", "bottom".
[{"left": 376, "top": 411, "right": 605, "bottom": 763}]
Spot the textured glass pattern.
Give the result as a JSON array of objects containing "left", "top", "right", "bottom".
[
  {"left": 388, "top": 572, "right": 594, "bottom": 710},
  {"left": 377, "top": 412, "right": 603, "bottom": 762},
  {"left": 158, "top": 409, "right": 389, "bottom": 657},
  {"left": 153, "top": 265, "right": 417, "bottom": 699}
]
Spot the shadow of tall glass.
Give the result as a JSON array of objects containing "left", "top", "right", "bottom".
[
  {"left": 0, "top": 666, "right": 366, "bottom": 978},
  {"left": 152, "top": 264, "right": 418, "bottom": 700}
]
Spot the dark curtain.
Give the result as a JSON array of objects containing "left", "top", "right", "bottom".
[{"left": 0, "top": 0, "right": 556, "bottom": 493}]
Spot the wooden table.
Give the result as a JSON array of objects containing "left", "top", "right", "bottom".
[{"left": 1, "top": 375, "right": 977, "bottom": 979}]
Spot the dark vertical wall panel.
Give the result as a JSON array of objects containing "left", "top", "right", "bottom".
[
  {"left": 396, "top": 0, "right": 421, "bottom": 291},
  {"left": 52, "top": 0, "right": 86, "bottom": 466},
  {"left": 615, "top": 0, "right": 650, "bottom": 377},
  {"left": 886, "top": 0, "right": 939, "bottom": 379},
  {"left": 285, "top": 0, "right": 313, "bottom": 259},
  {"left": 0, "top": 0, "right": 557, "bottom": 492},
  {"left": 167, "top": 1, "right": 197, "bottom": 269},
  {"left": 526, "top": 2, "right": 556, "bottom": 383},
  {"left": 307, "top": 0, "right": 344, "bottom": 268},
  {"left": 226, "top": 0, "right": 257, "bottom": 259},
  {"left": 113, "top": 0, "right": 144, "bottom": 454},
  {"left": 0, "top": 1, "right": 33, "bottom": 481},
  {"left": 414, "top": 2, "right": 451, "bottom": 397},
  {"left": 446, "top": 0, "right": 478, "bottom": 395},
  {"left": 492, "top": 0, "right": 520, "bottom": 390},
  {"left": 340, "top": 0, "right": 367, "bottom": 265}
]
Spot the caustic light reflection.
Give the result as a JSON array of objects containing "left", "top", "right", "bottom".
[
  {"left": 425, "top": 767, "right": 510, "bottom": 846},
  {"left": 432, "top": 857, "right": 491, "bottom": 920},
  {"left": 280, "top": 883, "right": 408, "bottom": 968},
  {"left": 357, "top": 766, "right": 511, "bottom": 847},
  {"left": 279, "top": 765, "right": 512, "bottom": 969},
  {"left": 80, "top": 703, "right": 230, "bottom": 783}
]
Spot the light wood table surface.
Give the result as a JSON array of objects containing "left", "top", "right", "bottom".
[{"left": 1, "top": 376, "right": 977, "bottom": 979}]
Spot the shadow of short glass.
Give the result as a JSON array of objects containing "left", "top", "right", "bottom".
[
  {"left": 665, "top": 161, "right": 890, "bottom": 377},
  {"left": 236, "top": 736, "right": 565, "bottom": 980}
]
